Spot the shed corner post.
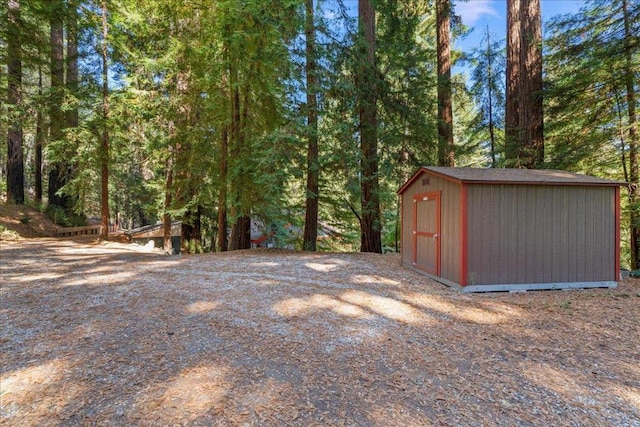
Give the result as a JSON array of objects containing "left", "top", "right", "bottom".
[
  {"left": 615, "top": 186, "right": 621, "bottom": 281},
  {"left": 459, "top": 183, "right": 468, "bottom": 287},
  {"left": 398, "top": 193, "right": 403, "bottom": 264}
]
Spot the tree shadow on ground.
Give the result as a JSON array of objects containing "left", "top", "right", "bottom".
[{"left": 1, "top": 242, "right": 638, "bottom": 425}]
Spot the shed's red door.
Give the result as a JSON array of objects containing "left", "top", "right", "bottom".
[{"left": 412, "top": 192, "right": 441, "bottom": 275}]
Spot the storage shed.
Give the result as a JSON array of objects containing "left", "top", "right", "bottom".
[{"left": 398, "top": 167, "right": 624, "bottom": 292}]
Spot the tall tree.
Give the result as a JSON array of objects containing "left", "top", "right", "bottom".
[
  {"left": 358, "top": 0, "right": 381, "bottom": 253},
  {"left": 163, "top": 148, "right": 174, "bottom": 254},
  {"left": 622, "top": 0, "right": 639, "bottom": 269},
  {"left": 6, "top": 0, "right": 25, "bottom": 204},
  {"left": 505, "top": 0, "right": 521, "bottom": 164},
  {"left": 217, "top": 125, "right": 229, "bottom": 252},
  {"left": 520, "top": 0, "right": 543, "bottom": 167},
  {"left": 100, "top": 0, "right": 110, "bottom": 240},
  {"left": 303, "top": 0, "right": 319, "bottom": 251},
  {"left": 227, "top": 81, "right": 251, "bottom": 250},
  {"left": 35, "top": 66, "right": 44, "bottom": 203},
  {"left": 505, "top": 0, "right": 543, "bottom": 168},
  {"left": 215, "top": 24, "right": 232, "bottom": 253},
  {"left": 48, "top": 0, "right": 70, "bottom": 211},
  {"left": 436, "top": 0, "right": 454, "bottom": 166},
  {"left": 470, "top": 28, "right": 506, "bottom": 167}
]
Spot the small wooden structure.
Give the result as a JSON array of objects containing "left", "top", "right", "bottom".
[
  {"left": 398, "top": 167, "right": 624, "bottom": 292},
  {"left": 125, "top": 221, "right": 182, "bottom": 254}
]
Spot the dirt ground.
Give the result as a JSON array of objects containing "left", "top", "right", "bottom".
[
  {"left": 1, "top": 238, "right": 639, "bottom": 426},
  {"left": 0, "top": 204, "right": 59, "bottom": 239}
]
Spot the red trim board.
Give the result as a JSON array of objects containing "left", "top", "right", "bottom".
[
  {"left": 615, "top": 187, "right": 621, "bottom": 281},
  {"left": 459, "top": 184, "right": 468, "bottom": 287}
]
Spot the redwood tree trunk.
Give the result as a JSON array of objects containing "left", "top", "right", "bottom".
[
  {"left": 100, "top": 0, "right": 110, "bottom": 240},
  {"left": 163, "top": 154, "right": 174, "bottom": 254},
  {"left": 505, "top": 0, "right": 543, "bottom": 168},
  {"left": 228, "top": 206, "right": 240, "bottom": 251},
  {"left": 227, "top": 79, "right": 252, "bottom": 251},
  {"left": 194, "top": 206, "right": 202, "bottom": 248},
  {"left": 238, "top": 87, "right": 251, "bottom": 250},
  {"left": 505, "top": 0, "right": 521, "bottom": 164},
  {"left": 520, "top": 0, "right": 543, "bottom": 168},
  {"left": 436, "top": 0, "right": 454, "bottom": 167},
  {"left": 229, "top": 213, "right": 251, "bottom": 250},
  {"left": 623, "top": 0, "right": 639, "bottom": 269},
  {"left": 35, "top": 66, "right": 44, "bottom": 203},
  {"left": 217, "top": 126, "right": 229, "bottom": 252},
  {"left": 358, "top": 0, "right": 382, "bottom": 253},
  {"left": 303, "top": 0, "right": 319, "bottom": 251},
  {"left": 7, "top": 0, "right": 24, "bottom": 204},
  {"left": 238, "top": 215, "right": 251, "bottom": 249}
]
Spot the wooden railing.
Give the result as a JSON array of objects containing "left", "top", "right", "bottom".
[{"left": 55, "top": 224, "right": 117, "bottom": 237}]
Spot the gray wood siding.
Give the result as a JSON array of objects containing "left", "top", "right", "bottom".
[
  {"left": 401, "top": 172, "right": 461, "bottom": 283},
  {"left": 466, "top": 185, "right": 616, "bottom": 285}
]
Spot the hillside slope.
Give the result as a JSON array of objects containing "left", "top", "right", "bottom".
[{"left": 0, "top": 204, "right": 59, "bottom": 240}]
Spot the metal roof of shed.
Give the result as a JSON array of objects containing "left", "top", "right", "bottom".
[{"left": 399, "top": 167, "right": 625, "bottom": 194}]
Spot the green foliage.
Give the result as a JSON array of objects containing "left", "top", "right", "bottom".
[
  {"left": 0, "top": 224, "right": 21, "bottom": 241},
  {"left": 544, "top": 0, "right": 639, "bottom": 173},
  {"left": 544, "top": 0, "right": 638, "bottom": 267},
  {"left": 45, "top": 204, "right": 86, "bottom": 227},
  {"left": 6, "top": 0, "right": 634, "bottom": 260},
  {"left": 466, "top": 28, "right": 506, "bottom": 167}
]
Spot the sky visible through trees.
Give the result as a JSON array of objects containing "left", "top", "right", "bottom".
[{"left": 453, "top": 0, "right": 583, "bottom": 81}]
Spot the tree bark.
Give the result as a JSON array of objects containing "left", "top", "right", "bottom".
[
  {"left": 7, "top": 0, "right": 25, "bottom": 204},
  {"left": 228, "top": 206, "right": 239, "bottom": 251},
  {"left": 228, "top": 83, "right": 240, "bottom": 251},
  {"left": 194, "top": 207, "right": 203, "bottom": 250},
  {"left": 229, "top": 213, "right": 251, "bottom": 250},
  {"left": 227, "top": 80, "right": 252, "bottom": 251},
  {"left": 228, "top": 78, "right": 253, "bottom": 251},
  {"left": 358, "top": 0, "right": 382, "bottom": 253},
  {"left": 238, "top": 215, "right": 251, "bottom": 249},
  {"left": 505, "top": 0, "right": 543, "bottom": 168},
  {"left": 217, "top": 126, "right": 229, "bottom": 252},
  {"left": 519, "top": 0, "right": 543, "bottom": 168},
  {"left": 163, "top": 151, "right": 174, "bottom": 254},
  {"left": 35, "top": 66, "right": 44, "bottom": 203},
  {"left": 505, "top": 0, "right": 521, "bottom": 164},
  {"left": 303, "top": 0, "right": 319, "bottom": 251},
  {"left": 238, "top": 86, "right": 252, "bottom": 250},
  {"left": 623, "top": 0, "right": 639, "bottom": 269},
  {"left": 436, "top": 0, "right": 454, "bottom": 167},
  {"left": 100, "top": 0, "right": 110, "bottom": 240}
]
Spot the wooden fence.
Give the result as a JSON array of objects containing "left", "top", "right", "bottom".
[{"left": 55, "top": 224, "right": 117, "bottom": 237}]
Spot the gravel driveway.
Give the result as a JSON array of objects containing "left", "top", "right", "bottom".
[{"left": 1, "top": 239, "right": 639, "bottom": 426}]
